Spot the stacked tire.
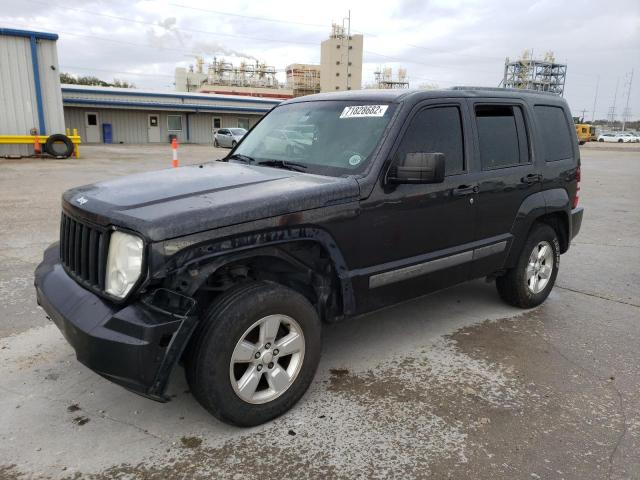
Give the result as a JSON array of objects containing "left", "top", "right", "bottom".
[{"left": 44, "top": 134, "right": 74, "bottom": 158}]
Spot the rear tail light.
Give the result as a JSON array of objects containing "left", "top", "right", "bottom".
[{"left": 572, "top": 166, "right": 581, "bottom": 208}]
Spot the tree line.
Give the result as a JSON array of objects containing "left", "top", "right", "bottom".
[{"left": 60, "top": 73, "right": 135, "bottom": 88}]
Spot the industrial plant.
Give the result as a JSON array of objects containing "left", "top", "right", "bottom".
[
  {"left": 175, "top": 23, "right": 365, "bottom": 99},
  {"left": 502, "top": 50, "right": 567, "bottom": 96}
]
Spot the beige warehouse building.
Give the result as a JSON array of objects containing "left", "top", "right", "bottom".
[{"left": 320, "top": 24, "right": 363, "bottom": 92}]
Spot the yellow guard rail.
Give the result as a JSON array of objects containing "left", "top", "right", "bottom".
[{"left": 0, "top": 128, "right": 81, "bottom": 158}]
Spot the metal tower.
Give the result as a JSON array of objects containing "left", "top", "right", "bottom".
[{"left": 502, "top": 50, "right": 567, "bottom": 96}]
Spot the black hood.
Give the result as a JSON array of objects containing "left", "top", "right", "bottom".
[{"left": 62, "top": 161, "right": 360, "bottom": 241}]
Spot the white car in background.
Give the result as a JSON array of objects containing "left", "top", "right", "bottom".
[
  {"left": 597, "top": 132, "right": 629, "bottom": 143},
  {"left": 620, "top": 132, "right": 640, "bottom": 143},
  {"left": 214, "top": 128, "right": 247, "bottom": 148}
]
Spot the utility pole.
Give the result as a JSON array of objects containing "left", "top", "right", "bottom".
[
  {"left": 591, "top": 75, "right": 599, "bottom": 122},
  {"left": 608, "top": 78, "right": 619, "bottom": 127},
  {"left": 622, "top": 69, "right": 634, "bottom": 131},
  {"left": 579, "top": 108, "right": 587, "bottom": 121}
]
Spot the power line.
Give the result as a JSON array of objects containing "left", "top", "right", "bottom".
[
  {"left": 23, "top": 0, "right": 321, "bottom": 46},
  {"left": 7, "top": 20, "right": 320, "bottom": 71},
  {"left": 166, "top": 3, "right": 331, "bottom": 30},
  {"left": 622, "top": 69, "right": 634, "bottom": 131},
  {"left": 13, "top": 0, "right": 634, "bottom": 95},
  {"left": 19, "top": 0, "right": 508, "bottom": 72}
]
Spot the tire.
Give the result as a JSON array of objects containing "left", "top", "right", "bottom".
[
  {"left": 579, "top": 141, "right": 585, "bottom": 145},
  {"left": 496, "top": 223, "right": 560, "bottom": 308},
  {"left": 45, "top": 134, "right": 73, "bottom": 158},
  {"left": 618, "top": 139, "right": 624, "bottom": 143},
  {"left": 185, "top": 281, "right": 322, "bottom": 426},
  {"left": 598, "top": 138, "right": 604, "bottom": 142}
]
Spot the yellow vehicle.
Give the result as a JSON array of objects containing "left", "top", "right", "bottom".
[
  {"left": 575, "top": 124, "right": 591, "bottom": 145},
  {"left": 588, "top": 125, "right": 597, "bottom": 142}
]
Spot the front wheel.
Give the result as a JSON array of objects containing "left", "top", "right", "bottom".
[
  {"left": 185, "top": 281, "right": 321, "bottom": 426},
  {"left": 496, "top": 223, "right": 560, "bottom": 308}
]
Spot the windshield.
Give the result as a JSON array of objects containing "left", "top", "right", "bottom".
[
  {"left": 233, "top": 100, "right": 396, "bottom": 176},
  {"left": 230, "top": 128, "right": 247, "bottom": 135}
]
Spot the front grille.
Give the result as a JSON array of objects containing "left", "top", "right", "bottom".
[{"left": 60, "top": 212, "right": 110, "bottom": 290}]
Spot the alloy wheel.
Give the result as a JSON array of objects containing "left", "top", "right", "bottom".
[
  {"left": 229, "top": 314, "right": 305, "bottom": 404},
  {"left": 526, "top": 241, "right": 554, "bottom": 294}
]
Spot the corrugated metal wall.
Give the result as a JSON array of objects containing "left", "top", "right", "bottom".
[
  {"left": 64, "top": 107, "right": 262, "bottom": 144},
  {"left": 0, "top": 35, "right": 37, "bottom": 154},
  {"left": 37, "top": 39, "right": 65, "bottom": 135},
  {"left": 0, "top": 34, "right": 65, "bottom": 155}
]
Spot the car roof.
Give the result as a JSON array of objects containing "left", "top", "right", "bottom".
[{"left": 283, "top": 86, "right": 563, "bottom": 106}]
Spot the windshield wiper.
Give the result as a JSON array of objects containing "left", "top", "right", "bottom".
[
  {"left": 226, "top": 153, "right": 256, "bottom": 164},
  {"left": 257, "top": 159, "right": 308, "bottom": 172}
]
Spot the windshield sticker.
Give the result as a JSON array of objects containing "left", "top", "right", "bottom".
[
  {"left": 340, "top": 105, "right": 388, "bottom": 119},
  {"left": 348, "top": 154, "right": 362, "bottom": 166}
]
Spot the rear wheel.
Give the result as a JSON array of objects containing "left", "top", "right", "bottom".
[
  {"left": 496, "top": 223, "right": 560, "bottom": 308},
  {"left": 185, "top": 281, "right": 321, "bottom": 426},
  {"left": 598, "top": 138, "right": 604, "bottom": 142}
]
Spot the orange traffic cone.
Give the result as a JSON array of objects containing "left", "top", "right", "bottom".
[{"left": 172, "top": 138, "right": 179, "bottom": 168}]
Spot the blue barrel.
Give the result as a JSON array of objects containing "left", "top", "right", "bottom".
[{"left": 102, "top": 123, "right": 113, "bottom": 144}]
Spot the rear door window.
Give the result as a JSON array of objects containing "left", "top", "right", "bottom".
[
  {"left": 475, "top": 105, "right": 529, "bottom": 169},
  {"left": 534, "top": 106, "right": 573, "bottom": 161}
]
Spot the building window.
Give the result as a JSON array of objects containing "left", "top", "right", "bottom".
[
  {"left": 213, "top": 117, "right": 221, "bottom": 129},
  {"left": 167, "top": 115, "right": 182, "bottom": 131},
  {"left": 336, "top": 72, "right": 340, "bottom": 77},
  {"left": 238, "top": 117, "right": 250, "bottom": 130}
]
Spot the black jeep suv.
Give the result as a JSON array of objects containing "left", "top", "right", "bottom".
[{"left": 35, "top": 87, "right": 583, "bottom": 426}]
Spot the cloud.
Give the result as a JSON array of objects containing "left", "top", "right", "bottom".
[{"left": 1, "top": 0, "right": 638, "bottom": 118}]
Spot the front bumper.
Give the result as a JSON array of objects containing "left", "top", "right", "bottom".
[{"left": 34, "top": 244, "right": 197, "bottom": 401}]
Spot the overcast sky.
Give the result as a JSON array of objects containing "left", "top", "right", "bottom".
[{"left": 3, "top": 0, "right": 639, "bottom": 120}]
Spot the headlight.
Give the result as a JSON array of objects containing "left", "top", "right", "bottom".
[{"left": 105, "top": 231, "right": 144, "bottom": 298}]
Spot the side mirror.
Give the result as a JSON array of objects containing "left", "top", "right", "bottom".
[{"left": 388, "top": 152, "right": 446, "bottom": 184}]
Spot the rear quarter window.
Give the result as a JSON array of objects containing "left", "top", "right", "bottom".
[{"left": 534, "top": 106, "right": 574, "bottom": 161}]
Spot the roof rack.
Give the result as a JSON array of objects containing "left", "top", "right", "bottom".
[{"left": 449, "top": 86, "right": 558, "bottom": 96}]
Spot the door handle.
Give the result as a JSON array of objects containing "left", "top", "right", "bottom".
[
  {"left": 452, "top": 184, "right": 479, "bottom": 196},
  {"left": 521, "top": 173, "right": 542, "bottom": 184}
]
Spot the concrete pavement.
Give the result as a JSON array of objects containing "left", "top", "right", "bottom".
[{"left": 0, "top": 144, "right": 638, "bottom": 479}]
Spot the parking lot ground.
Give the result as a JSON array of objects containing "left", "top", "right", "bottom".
[{"left": 1, "top": 144, "right": 639, "bottom": 479}]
